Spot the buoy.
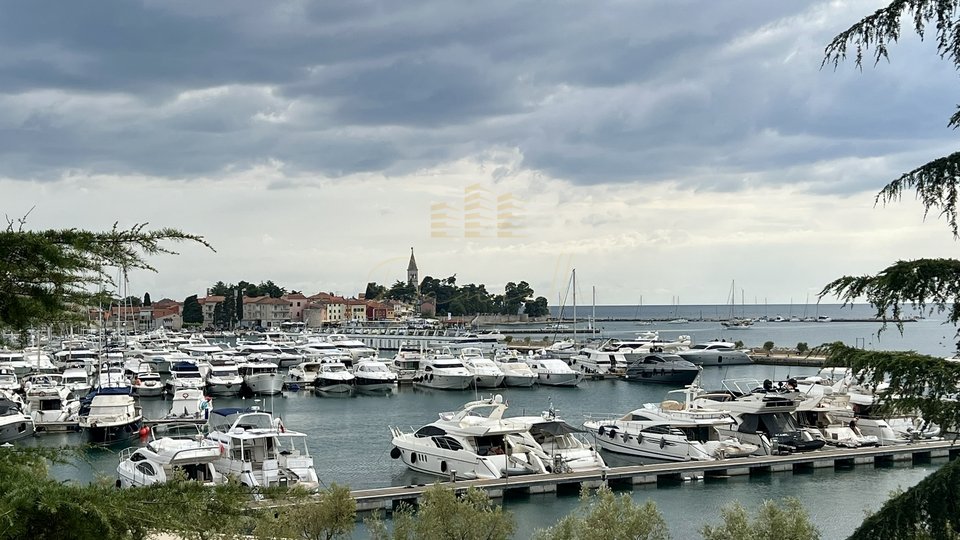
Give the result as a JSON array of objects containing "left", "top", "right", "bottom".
[{"left": 139, "top": 426, "right": 150, "bottom": 438}]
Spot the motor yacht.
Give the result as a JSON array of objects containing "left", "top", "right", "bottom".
[
  {"left": 460, "top": 348, "right": 505, "bottom": 388},
  {"left": 205, "top": 359, "right": 243, "bottom": 397},
  {"left": 61, "top": 367, "right": 93, "bottom": 398},
  {"left": 0, "top": 366, "right": 21, "bottom": 393},
  {"left": 623, "top": 353, "right": 700, "bottom": 385},
  {"left": 0, "top": 350, "right": 35, "bottom": 378},
  {"left": 568, "top": 348, "right": 624, "bottom": 376},
  {"left": 0, "top": 392, "right": 35, "bottom": 443},
  {"left": 676, "top": 341, "right": 753, "bottom": 367},
  {"left": 205, "top": 407, "right": 319, "bottom": 491},
  {"left": 313, "top": 360, "right": 355, "bottom": 394},
  {"left": 287, "top": 360, "right": 324, "bottom": 386},
  {"left": 510, "top": 408, "right": 606, "bottom": 472},
  {"left": 492, "top": 350, "right": 537, "bottom": 387},
  {"left": 389, "top": 348, "right": 422, "bottom": 384},
  {"left": 130, "top": 364, "right": 164, "bottom": 398},
  {"left": 23, "top": 375, "right": 80, "bottom": 430},
  {"left": 526, "top": 355, "right": 584, "bottom": 387},
  {"left": 78, "top": 386, "right": 143, "bottom": 444},
  {"left": 389, "top": 395, "right": 552, "bottom": 480},
  {"left": 164, "top": 361, "right": 205, "bottom": 395},
  {"left": 691, "top": 379, "right": 825, "bottom": 455},
  {"left": 165, "top": 388, "right": 211, "bottom": 420},
  {"left": 583, "top": 387, "right": 757, "bottom": 461},
  {"left": 117, "top": 423, "right": 223, "bottom": 488},
  {"left": 413, "top": 352, "right": 473, "bottom": 390},
  {"left": 238, "top": 361, "right": 283, "bottom": 395},
  {"left": 352, "top": 358, "right": 398, "bottom": 392},
  {"left": 324, "top": 334, "right": 377, "bottom": 365}
]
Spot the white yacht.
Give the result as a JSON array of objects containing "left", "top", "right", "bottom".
[
  {"left": 78, "top": 387, "right": 143, "bottom": 444},
  {"left": 414, "top": 352, "right": 473, "bottom": 390},
  {"left": 389, "top": 395, "right": 552, "bottom": 480},
  {"left": 460, "top": 348, "right": 505, "bottom": 388},
  {"left": 205, "top": 360, "right": 243, "bottom": 397},
  {"left": 205, "top": 407, "right": 319, "bottom": 491},
  {"left": 389, "top": 348, "right": 422, "bottom": 384},
  {"left": 238, "top": 361, "right": 283, "bottom": 395},
  {"left": 584, "top": 388, "right": 758, "bottom": 461},
  {"left": 23, "top": 375, "right": 80, "bottom": 430},
  {"left": 62, "top": 367, "right": 93, "bottom": 398},
  {"left": 568, "top": 348, "right": 624, "bottom": 375},
  {"left": 164, "top": 361, "right": 205, "bottom": 395},
  {"left": 117, "top": 423, "right": 223, "bottom": 488},
  {"left": 325, "top": 334, "right": 377, "bottom": 365},
  {"left": 511, "top": 408, "right": 607, "bottom": 472},
  {"left": 287, "top": 360, "right": 324, "bottom": 386},
  {"left": 0, "top": 392, "right": 35, "bottom": 443},
  {"left": 0, "top": 366, "right": 21, "bottom": 393},
  {"left": 691, "top": 379, "right": 825, "bottom": 455},
  {"left": 131, "top": 364, "right": 165, "bottom": 398},
  {"left": 525, "top": 355, "right": 584, "bottom": 387},
  {"left": 165, "top": 388, "right": 211, "bottom": 420},
  {"left": 0, "top": 350, "right": 35, "bottom": 378},
  {"left": 492, "top": 350, "right": 537, "bottom": 387},
  {"left": 313, "top": 360, "right": 355, "bottom": 394},
  {"left": 676, "top": 341, "right": 753, "bottom": 367},
  {"left": 352, "top": 358, "right": 398, "bottom": 392}
]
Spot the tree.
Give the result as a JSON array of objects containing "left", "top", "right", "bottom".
[
  {"left": 142, "top": 292, "right": 151, "bottom": 306},
  {"left": 0, "top": 219, "right": 211, "bottom": 344},
  {"left": 387, "top": 280, "right": 418, "bottom": 303},
  {"left": 366, "top": 485, "right": 514, "bottom": 540},
  {"left": 524, "top": 296, "right": 550, "bottom": 318},
  {"left": 256, "top": 484, "right": 356, "bottom": 540},
  {"left": 182, "top": 294, "right": 203, "bottom": 325},
  {"left": 365, "top": 282, "right": 388, "bottom": 301},
  {"left": 796, "top": 342, "right": 808, "bottom": 354},
  {"left": 700, "top": 497, "right": 820, "bottom": 540},
  {"left": 502, "top": 281, "right": 534, "bottom": 315},
  {"left": 533, "top": 485, "right": 669, "bottom": 540},
  {"left": 763, "top": 341, "right": 775, "bottom": 353},
  {"left": 822, "top": 2, "right": 960, "bottom": 537}
]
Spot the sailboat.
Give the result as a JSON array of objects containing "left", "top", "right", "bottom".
[{"left": 721, "top": 281, "right": 752, "bottom": 330}]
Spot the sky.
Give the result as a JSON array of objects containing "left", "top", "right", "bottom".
[{"left": 4, "top": 0, "right": 960, "bottom": 306}]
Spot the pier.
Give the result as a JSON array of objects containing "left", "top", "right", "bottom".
[{"left": 347, "top": 439, "right": 959, "bottom": 515}]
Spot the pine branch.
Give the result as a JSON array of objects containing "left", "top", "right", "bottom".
[{"left": 876, "top": 151, "right": 960, "bottom": 236}]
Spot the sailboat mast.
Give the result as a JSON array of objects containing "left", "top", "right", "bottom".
[
  {"left": 572, "top": 269, "right": 577, "bottom": 341},
  {"left": 591, "top": 285, "right": 596, "bottom": 332}
]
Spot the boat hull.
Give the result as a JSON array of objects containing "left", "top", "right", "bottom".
[
  {"left": 678, "top": 351, "right": 752, "bottom": 367},
  {"left": 413, "top": 373, "right": 473, "bottom": 390},
  {"left": 84, "top": 418, "right": 143, "bottom": 444},
  {"left": 536, "top": 372, "right": 582, "bottom": 387},
  {"left": 0, "top": 416, "right": 35, "bottom": 444},
  {"left": 502, "top": 374, "right": 536, "bottom": 387},
  {"left": 206, "top": 381, "right": 242, "bottom": 397},
  {"left": 243, "top": 374, "right": 283, "bottom": 395}
]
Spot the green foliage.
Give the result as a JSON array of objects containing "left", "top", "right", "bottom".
[
  {"left": 847, "top": 458, "right": 960, "bottom": 540},
  {"left": 367, "top": 485, "right": 514, "bottom": 540},
  {"left": 388, "top": 280, "right": 419, "bottom": 303},
  {"left": 796, "top": 342, "right": 808, "bottom": 354},
  {"left": 524, "top": 296, "right": 550, "bottom": 317},
  {"left": 763, "top": 341, "right": 775, "bottom": 352},
  {"left": 503, "top": 335, "right": 513, "bottom": 343},
  {"left": 365, "top": 282, "right": 389, "bottom": 301},
  {"left": 0, "top": 221, "right": 211, "bottom": 336},
  {"left": 820, "top": 343, "right": 960, "bottom": 432},
  {"left": 533, "top": 485, "right": 669, "bottom": 540},
  {"left": 734, "top": 340, "right": 744, "bottom": 349},
  {"left": 256, "top": 483, "right": 356, "bottom": 540},
  {"left": 700, "top": 497, "right": 820, "bottom": 540},
  {"left": 142, "top": 292, "right": 151, "bottom": 306},
  {"left": 502, "top": 281, "right": 534, "bottom": 315},
  {"left": 182, "top": 294, "right": 203, "bottom": 325}
]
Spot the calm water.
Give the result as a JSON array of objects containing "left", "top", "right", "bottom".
[{"left": 21, "top": 312, "right": 960, "bottom": 537}]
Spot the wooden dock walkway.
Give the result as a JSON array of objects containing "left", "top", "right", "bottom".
[{"left": 348, "top": 439, "right": 959, "bottom": 514}]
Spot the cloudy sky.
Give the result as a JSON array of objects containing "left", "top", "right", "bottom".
[{"left": 4, "top": 0, "right": 959, "bottom": 306}]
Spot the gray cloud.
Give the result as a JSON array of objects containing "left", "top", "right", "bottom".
[{"left": 0, "top": 0, "right": 954, "bottom": 194}]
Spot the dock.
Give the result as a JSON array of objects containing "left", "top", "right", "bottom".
[{"left": 347, "top": 439, "right": 959, "bottom": 515}]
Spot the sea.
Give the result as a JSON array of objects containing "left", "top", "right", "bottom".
[{"left": 21, "top": 304, "right": 960, "bottom": 538}]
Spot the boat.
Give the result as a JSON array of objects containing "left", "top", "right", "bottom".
[
  {"left": 164, "top": 388, "right": 211, "bottom": 420},
  {"left": 0, "top": 392, "right": 35, "bottom": 443},
  {"left": 526, "top": 355, "right": 584, "bottom": 387},
  {"left": 164, "top": 361, "right": 205, "bottom": 395},
  {"left": 583, "top": 387, "right": 757, "bottom": 461},
  {"left": 312, "top": 360, "right": 355, "bottom": 394},
  {"left": 78, "top": 386, "right": 143, "bottom": 444},
  {"left": 389, "top": 348, "right": 422, "bottom": 384},
  {"left": 117, "top": 423, "right": 223, "bottom": 488},
  {"left": 413, "top": 351, "right": 473, "bottom": 390},
  {"left": 205, "top": 406, "right": 319, "bottom": 491},
  {"left": 510, "top": 408, "right": 607, "bottom": 472},
  {"left": 720, "top": 318, "right": 753, "bottom": 329},
  {"left": 352, "top": 358, "right": 398, "bottom": 392},
  {"left": 287, "top": 360, "right": 325, "bottom": 386},
  {"left": 23, "top": 375, "right": 80, "bottom": 430},
  {"left": 324, "top": 334, "right": 378, "bottom": 365},
  {"left": 568, "top": 348, "right": 624, "bottom": 376},
  {"left": 676, "top": 341, "right": 753, "bottom": 367},
  {"left": 389, "top": 395, "right": 553, "bottom": 480},
  {"left": 0, "top": 366, "right": 21, "bottom": 393},
  {"left": 460, "top": 348, "right": 505, "bottom": 388},
  {"left": 690, "top": 379, "right": 825, "bottom": 455},
  {"left": 131, "top": 364, "right": 165, "bottom": 398},
  {"left": 0, "top": 350, "right": 36, "bottom": 378},
  {"left": 492, "top": 350, "right": 537, "bottom": 387},
  {"left": 238, "top": 361, "right": 283, "bottom": 395},
  {"left": 205, "top": 359, "right": 243, "bottom": 397},
  {"left": 623, "top": 353, "right": 700, "bottom": 385},
  {"left": 61, "top": 367, "right": 93, "bottom": 398}
]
